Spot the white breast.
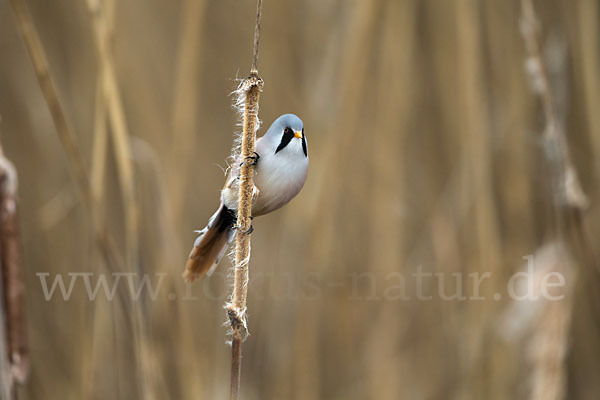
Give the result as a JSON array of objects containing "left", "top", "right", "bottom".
[
  {"left": 220, "top": 135, "right": 308, "bottom": 216},
  {"left": 252, "top": 135, "right": 308, "bottom": 215}
]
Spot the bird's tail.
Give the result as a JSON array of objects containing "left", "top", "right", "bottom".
[{"left": 183, "top": 204, "right": 236, "bottom": 283}]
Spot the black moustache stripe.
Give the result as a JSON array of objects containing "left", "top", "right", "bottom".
[
  {"left": 275, "top": 127, "right": 295, "bottom": 154},
  {"left": 301, "top": 129, "right": 307, "bottom": 157}
]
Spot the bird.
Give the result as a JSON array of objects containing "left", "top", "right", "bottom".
[{"left": 183, "top": 114, "right": 308, "bottom": 282}]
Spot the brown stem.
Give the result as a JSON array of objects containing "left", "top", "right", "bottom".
[
  {"left": 251, "top": 0, "right": 263, "bottom": 75},
  {"left": 227, "top": 1, "right": 264, "bottom": 399},
  {"left": 229, "top": 331, "right": 243, "bottom": 400},
  {"left": 0, "top": 146, "right": 28, "bottom": 399},
  {"left": 226, "top": 73, "right": 263, "bottom": 400}
]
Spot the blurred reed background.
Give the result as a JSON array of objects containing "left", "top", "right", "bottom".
[{"left": 0, "top": 0, "right": 599, "bottom": 399}]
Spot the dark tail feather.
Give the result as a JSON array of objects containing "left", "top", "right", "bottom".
[{"left": 183, "top": 204, "right": 235, "bottom": 282}]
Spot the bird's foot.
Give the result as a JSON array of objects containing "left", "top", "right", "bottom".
[
  {"left": 241, "top": 152, "right": 260, "bottom": 166},
  {"left": 232, "top": 223, "right": 254, "bottom": 235}
]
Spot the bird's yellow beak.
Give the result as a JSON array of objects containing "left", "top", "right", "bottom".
[{"left": 294, "top": 131, "right": 303, "bottom": 139}]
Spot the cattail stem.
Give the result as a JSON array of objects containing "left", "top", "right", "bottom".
[
  {"left": 229, "top": 331, "right": 243, "bottom": 400},
  {"left": 251, "top": 0, "right": 263, "bottom": 75},
  {"left": 227, "top": 75, "right": 262, "bottom": 400},
  {"left": 227, "top": 1, "right": 264, "bottom": 399}
]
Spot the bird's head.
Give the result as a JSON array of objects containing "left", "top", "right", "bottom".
[{"left": 266, "top": 114, "right": 307, "bottom": 157}]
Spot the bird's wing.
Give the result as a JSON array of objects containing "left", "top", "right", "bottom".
[{"left": 183, "top": 203, "right": 235, "bottom": 282}]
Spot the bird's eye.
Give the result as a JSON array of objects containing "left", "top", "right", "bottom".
[{"left": 275, "top": 127, "right": 295, "bottom": 154}]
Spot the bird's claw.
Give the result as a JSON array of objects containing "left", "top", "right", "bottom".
[
  {"left": 241, "top": 152, "right": 260, "bottom": 167},
  {"left": 232, "top": 224, "right": 254, "bottom": 235}
]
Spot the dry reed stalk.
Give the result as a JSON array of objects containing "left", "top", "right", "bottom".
[
  {"left": 90, "top": 78, "right": 108, "bottom": 210},
  {"left": 86, "top": 2, "right": 167, "bottom": 398},
  {"left": 83, "top": 2, "right": 122, "bottom": 397},
  {"left": 8, "top": 0, "right": 124, "bottom": 270},
  {"left": 287, "top": 1, "right": 377, "bottom": 393},
  {"left": 498, "top": 243, "right": 574, "bottom": 400},
  {"left": 575, "top": 0, "right": 600, "bottom": 178},
  {"left": 519, "top": 0, "right": 597, "bottom": 397},
  {"left": 528, "top": 298, "right": 572, "bottom": 400},
  {"left": 297, "top": 2, "right": 378, "bottom": 397},
  {"left": 8, "top": 0, "right": 92, "bottom": 209},
  {"left": 485, "top": 1, "right": 536, "bottom": 253},
  {"left": 456, "top": 0, "right": 502, "bottom": 284},
  {"left": 89, "top": 0, "right": 113, "bottom": 217},
  {"left": 0, "top": 265, "right": 13, "bottom": 400},
  {"left": 0, "top": 143, "right": 28, "bottom": 400},
  {"left": 365, "top": 1, "right": 415, "bottom": 399},
  {"left": 7, "top": 3, "right": 142, "bottom": 395},
  {"left": 455, "top": 2, "right": 503, "bottom": 397},
  {"left": 226, "top": 1, "right": 263, "bottom": 399},
  {"left": 86, "top": 0, "right": 139, "bottom": 270},
  {"left": 526, "top": 246, "right": 574, "bottom": 400},
  {"left": 168, "top": 3, "right": 211, "bottom": 396},
  {"left": 169, "top": 0, "right": 208, "bottom": 226},
  {"left": 520, "top": 0, "right": 598, "bottom": 284},
  {"left": 520, "top": 0, "right": 588, "bottom": 214},
  {"left": 12, "top": 0, "right": 180, "bottom": 397},
  {"left": 302, "top": 0, "right": 378, "bottom": 284}
]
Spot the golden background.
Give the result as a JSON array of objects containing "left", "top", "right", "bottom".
[{"left": 1, "top": 0, "right": 599, "bottom": 399}]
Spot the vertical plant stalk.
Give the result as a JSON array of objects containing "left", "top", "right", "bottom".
[
  {"left": 520, "top": 0, "right": 598, "bottom": 278},
  {"left": 227, "top": 1, "right": 263, "bottom": 399},
  {"left": 8, "top": 0, "right": 92, "bottom": 209},
  {"left": 87, "top": 0, "right": 139, "bottom": 270},
  {"left": 169, "top": 0, "right": 208, "bottom": 226},
  {"left": 520, "top": 0, "right": 588, "bottom": 214},
  {"left": 86, "top": 2, "right": 166, "bottom": 398},
  {"left": 8, "top": 0, "right": 124, "bottom": 270},
  {"left": 250, "top": 0, "right": 262, "bottom": 75},
  {"left": 520, "top": 1, "right": 597, "bottom": 398},
  {"left": 0, "top": 143, "right": 28, "bottom": 399}
]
